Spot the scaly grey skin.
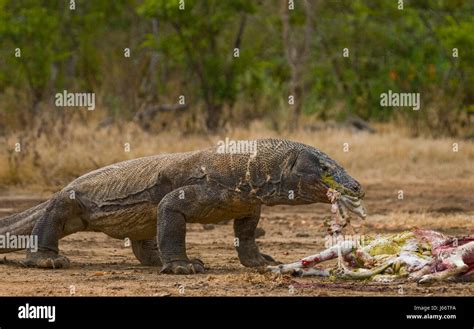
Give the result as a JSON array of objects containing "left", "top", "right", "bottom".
[{"left": 0, "top": 138, "right": 365, "bottom": 274}]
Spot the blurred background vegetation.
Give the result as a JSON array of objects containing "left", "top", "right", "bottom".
[{"left": 0, "top": 0, "right": 473, "bottom": 137}]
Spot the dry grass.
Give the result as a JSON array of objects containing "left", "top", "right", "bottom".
[
  {"left": 0, "top": 120, "right": 473, "bottom": 191},
  {"left": 0, "top": 120, "right": 472, "bottom": 297}
]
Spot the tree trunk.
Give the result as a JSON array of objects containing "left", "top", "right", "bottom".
[
  {"left": 205, "top": 102, "right": 222, "bottom": 133},
  {"left": 281, "top": 0, "right": 314, "bottom": 131}
]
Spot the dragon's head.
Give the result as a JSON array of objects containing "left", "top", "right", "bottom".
[{"left": 289, "top": 148, "right": 366, "bottom": 219}]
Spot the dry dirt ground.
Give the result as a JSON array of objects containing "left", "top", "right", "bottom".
[{"left": 0, "top": 181, "right": 472, "bottom": 296}]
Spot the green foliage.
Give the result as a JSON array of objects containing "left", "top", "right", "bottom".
[
  {"left": 0, "top": 0, "right": 472, "bottom": 136},
  {"left": 138, "top": 0, "right": 258, "bottom": 129},
  {"left": 0, "top": 1, "right": 61, "bottom": 97},
  {"left": 300, "top": 0, "right": 472, "bottom": 132}
]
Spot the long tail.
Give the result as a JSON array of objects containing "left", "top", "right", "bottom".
[{"left": 0, "top": 200, "right": 50, "bottom": 253}]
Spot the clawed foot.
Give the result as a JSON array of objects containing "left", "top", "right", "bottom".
[
  {"left": 17, "top": 252, "right": 71, "bottom": 269},
  {"left": 240, "top": 253, "right": 280, "bottom": 268},
  {"left": 161, "top": 258, "right": 205, "bottom": 275}
]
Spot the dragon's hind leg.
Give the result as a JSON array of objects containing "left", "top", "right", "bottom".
[
  {"left": 21, "top": 192, "right": 80, "bottom": 269},
  {"left": 132, "top": 239, "right": 162, "bottom": 266}
]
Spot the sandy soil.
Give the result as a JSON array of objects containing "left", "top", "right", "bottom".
[{"left": 0, "top": 181, "right": 472, "bottom": 296}]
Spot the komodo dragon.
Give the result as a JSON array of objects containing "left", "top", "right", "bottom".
[{"left": 0, "top": 138, "right": 366, "bottom": 274}]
